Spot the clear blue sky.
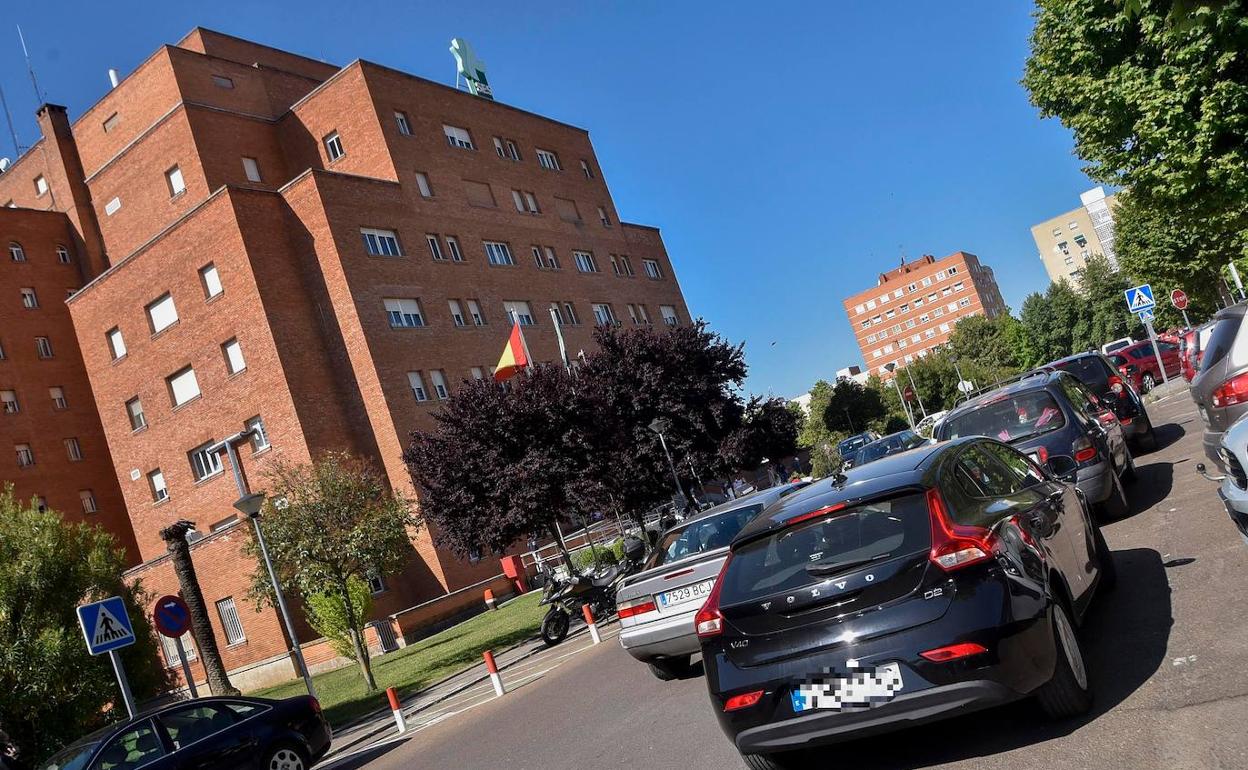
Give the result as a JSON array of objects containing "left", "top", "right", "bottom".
[{"left": 0, "top": 1, "right": 1093, "bottom": 398}]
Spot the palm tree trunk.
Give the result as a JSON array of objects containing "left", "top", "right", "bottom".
[
  {"left": 160, "top": 520, "right": 239, "bottom": 696},
  {"left": 340, "top": 581, "right": 376, "bottom": 690}
]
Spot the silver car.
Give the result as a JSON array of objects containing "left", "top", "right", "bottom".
[
  {"left": 1197, "top": 410, "right": 1248, "bottom": 546},
  {"left": 616, "top": 483, "right": 807, "bottom": 680},
  {"left": 1191, "top": 304, "right": 1248, "bottom": 470}
]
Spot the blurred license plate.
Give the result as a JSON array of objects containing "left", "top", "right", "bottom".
[
  {"left": 658, "top": 579, "right": 714, "bottom": 608},
  {"left": 791, "top": 663, "right": 903, "bottom": 713}
]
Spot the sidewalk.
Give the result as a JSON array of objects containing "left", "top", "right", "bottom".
[{"left": 319, "top": 616, "right": 617, "bottom": 763}]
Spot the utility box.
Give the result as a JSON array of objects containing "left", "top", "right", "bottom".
[{"left": 499, "top": 555, "right": 528, "bottom": 593}]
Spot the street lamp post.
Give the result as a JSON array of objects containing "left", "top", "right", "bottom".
[
  {"left": 903, "top": 366, "right": 928, "bottom": 419},
  {"left": 884, "top": 363, "right": 915, "bottom": 429},
  {"left": 648, "top": 419, "right": 686, "bottom": 509},
  {"left": 212, "top": 429, "right": 317, "bottom": 700}
]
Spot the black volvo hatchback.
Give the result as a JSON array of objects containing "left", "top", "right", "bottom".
[{"left": 696, "top": 437, "right": 1113, "bottom": 770}]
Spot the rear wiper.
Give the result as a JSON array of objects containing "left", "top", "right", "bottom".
[{"left": 804, "top": 553, "right": 888, "bottom": 576}]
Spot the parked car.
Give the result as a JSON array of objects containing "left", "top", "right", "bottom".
[
  {"left": 1192, "top": 304, "right": 1248, "bottom": 470},
  {"left": 696, "top": 437, "right": 1113, "bottom": 769},
  {"left": 1048, "top": 351, "right": 1157, "bottom": 450},
  {"left": 935, "top": 370, "right": 1134, "bottom": 519},
  {"left": 38, "top": 696, "right": 331, "bottom": 770},
  {"left": 1181, "top": 322, "right": 1216, "bottom": 383},
  {"left": 915, "top": 410, "right": 948, "bottom": 438},
  {"left": 852, "top": 429, "right": 929, "bottom": 468},
  {"left": 1196, "top": 411, "right": 1248, "bottom": 547},
  {"left": 836, "top": 432, "right": 879, "bottom": 469},
  {"left": 1101, "top": 336, "right": 1134, "bottom": 355},
  {"left": 617, "top": 483, "right": 808, "bottom": 680},
  {"left": 1106, "top": 340, "right": 1182, "bottom": 394}
]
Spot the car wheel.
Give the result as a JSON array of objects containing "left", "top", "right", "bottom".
[
  {"left": 263, "top": 743, "right": 309, "bottom": 770},
  {"left": 1142, "top": 373, "right": 1156, "bottom": 393},
  {"left": 1035, "top": 603, "right": 1093, "bottom": 719},
  {"left": 1092, "top": 526, "right": 1117, "bottom": 592},
  {"left": 1095, "top": 470, "right": 1129, "bottom": 521},
  {"left": 741, "top": 750, "right": 803, "bottom": 769},
  {"left": 1134, "top": 414, "right": 1158, "bottom": 452},
  {"left": 647, "top": 656, "right": 693, "bottom": 681}
]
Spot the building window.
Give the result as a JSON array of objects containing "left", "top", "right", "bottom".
[
  {"left": 466, "top": 299, "right": 485, "bottom": 326},
  {"left": 199, "top": 263, "right": 223, "bottom": 299},
  {"left": 167, "top": 366, "right": 201, "bottom": 407},
  {"left": 542, "top": 246, "right": 559, "bottom": 270},
  {"left": 103, "top": 113, "right": 120, "bottom": 132},
  {"left": 361, "top": 227, "right": 402, "bottom": 257},
  {"left": 7, "top": 242, "right": 24, "bottom": 262},
  {"left": 445, "top": 236, "right": 464, "bottom": 262},
  {"left": 0, "top": 390, "right": 17, "bottom": 414},
  {"left": 597, "top": 207, "right": 611, "bottom": 227},
  {"left": 222, "top": 338, "right": 246, "bottom": 375},
  {"left": 580, "top": 159, "right": 593, "bottom": 179},
  {"left": 947, "top": 266, "right": 958, "bottom": 276},
  {"left": 189, "top": 440, "right": 223, "bottom": 482},
  {"left": 394, "top": 111, "right": 412, "bottom": 136},
  {"left": 159, "top": 632, "right": 196, "bottom": 667},
  {"left": 324, "top": 131, "right": 345, "bottom": 161},
  {"left": 953, "top": 281, "right": 965, "bottom": 292},
  {"left": 573, "top": 251, "right": 598, "bottom": 273},
  {"left": 216, "top": 598, "right": 246, "bottom": 645},
  {"left": 427, "top": 234, "right": 445, "bottom": 261},
  {"left": 385, "top": 298, "right": 425, "bottom": 328},
  {"left": 642, "top": 259, "right": 662, "bottom": 280},
  {"left": 592, "top": 303, "right": 616, "bottom": 326},
  {"left": 618, "top": 255, "right": 635, "bottom": 276},
  {"left": 893, "top": 289, "right": 904, "bottom": 299},
  {"left": 212, "top": 74, "right": 234, "bottom": 89},
  {"left": 367, "top": 574, "right": 387, "bottom": 595},
  {"left": 554, "top": 301, "right": 580, "bottom": 326},
  {"left": 430, "top": 370, "right": 449, "bottom": 399},
  {"left": 245, "top": 416, "right": 269, "bottom": 452},
  {"left": 536, "top": 149, "right": 561, "bottom": 170},
  {"left": 921, "top": 277, "right": 933, "bottom": 287},
  {"left": 34, "top": 175, "right": 48, "bottom": 197},
  {"left": 106, "top": 328, "right": 126, "bottom": 360},
  {"left": 242, "top": 157, "right": 262, "bottom": 182},
  {"left": 408, "top": 371, "right": 428, "bottom": 402},
  {"left": 414, "top": 171, "right": 433, "bottom": 198},
  {"left": 470, "top": 366, "right": 485, "bottom": 380},
  {"left": 166, "top": 166, "right": 186, "bottom": 197},
  {"left": 936, "top": 270, "right": 946, "bottom": 280},
  {"left": 443, "top": 124, "right": 474, "bottom": 150},
  {"left": 126, "top": 397, "right": 146, "bottom": 431},
  {"left": 50, "top": 386, "right": 67, "bottom": 410},
  {"left": 448, "top": 299, "right": 466, "bottom": 327},
  {"left": 65, "top": 437, "right": 83, "bottom": 461},
  {"left": 865, "top": 299, "right": 877, "bottom": 310},
  {"left": 148, "top": 469, "right": 168, "bottom": 502},
  {"left": 50, "top": 245, "right": 66, "bottom": 263},
  {"left": 959, "top": 297, "right": 972, "bottom": 308},
  {"left": 0, "top": 339, "right": 6, "bottom": 360},
  {"left": 146, "top": 293, "right": 179, "bottom": 334},
  {"left": 484, "top": 241, "right": 515, "bottom": 266},
  {"left": 35, "top": 337, "right": 53, "bottom": 359},
  {"left": 20, "top": 288, "right": 38, "bottom": 309},
  {"left": 660, "top": 305, "right": 679, "bottom": 327},
  {"left": 104, "top": 197, "right": 121, "bottom": 216},
  {"left": 79, "top": 489, "right": 97, "bottom": 513},
  {"left": 511, "top": 190, "right": 540, "bottom": 214},
  {"left": 503, "top": 300, "right": 535, "bottom": 326},
  {"left": 15, "top": 444, "right": 33, "bottom": 467},
  {"left": 493, "top": 137, "right": 521, "bottom": 160}
]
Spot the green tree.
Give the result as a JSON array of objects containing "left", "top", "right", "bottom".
[
  {"left": 720, "top": 397, "right": 801, "bottom": 472},
  {"left": 304, "top": 577, "right": 373, "bottom": 660},
  {"left": 1074, "top": 255, "right": 1141, "bottom": 349},
  {"left": 795, "top": 380, "right": 846, "bottom": 477},
  {"left": 0, "top": 486, "right": 170, "bottom": 763},
  {"left": 821, "top": 378, "right": 887, "bottom": 435},
  {"left": 948, "top": 314, "right": 1024, "bottom": 371},
  {"left": 246, "top": 453, "right": 418, "bottom": 692}
]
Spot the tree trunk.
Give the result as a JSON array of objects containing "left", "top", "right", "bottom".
[
  {"left": 340, "top": 581, "right": 376, "bottom": 691},
  {"left": 160, "top": 521, "right": 239, "bottom": 696}
]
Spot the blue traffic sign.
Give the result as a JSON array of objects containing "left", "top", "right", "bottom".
[
  {"left": 1124, "top": 284, "right": 1155, "bottom": 313},
  {"left": 78, "top": 596, "right": 136, "bottom": 655},
  {"left": 1137, "top": 309, "right": 1156, "bottom": 324}
]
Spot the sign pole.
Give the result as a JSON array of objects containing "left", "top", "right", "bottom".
[
  {"left": 109, "top": 649, "right": 137, "bottom": 718},
  {"left": 1181, "top": 308, "right": 1191, "bottom": 328},
  {"left": 1144, "top": 319, "right": 1169, "bottom": 386},
  {"left": 174, "top": 636, "right": 199, "bottom": 698}
]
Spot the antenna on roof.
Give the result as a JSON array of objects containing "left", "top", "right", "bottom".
[
  {"left": 0, "top": 84, "right": 20, "bottom": 158},
  {"left": 17, "top": 25, "right": 47, "bottom": 105}
]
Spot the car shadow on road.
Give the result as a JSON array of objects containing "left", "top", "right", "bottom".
[
  {"left": 1121, "top": 461, "right": 1175, "bottom": 518},
  {"left": 315, "top": 737, "right": 408, "bottom": 769},
  {"left": 808, "top": 547, "right": 1171, "bottom": 769},
  {"left": 1147, "top": 421, "right": 1186, "bottom": 453}
]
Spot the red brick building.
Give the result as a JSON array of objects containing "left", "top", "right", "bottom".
[
  {"left": 843, "top": 252, "right": 1005, "bottom": 378},
  {"left": 0, "top": 28, "right": 690, "bottom": 689}
]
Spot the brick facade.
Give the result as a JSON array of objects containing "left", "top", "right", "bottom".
[{"left": 0, "top": 27, "right": 691, "bottom": 689}]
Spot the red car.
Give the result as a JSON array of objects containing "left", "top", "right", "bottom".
[
  {"left": 1180, "top": 322, "right": 1216, "bottom": 382},
  {"left": 1108, "top": 340, "right": 1182, "bottom": 393}
]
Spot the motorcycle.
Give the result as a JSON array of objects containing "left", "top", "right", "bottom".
[{"left": 538, "top": 535, "right": 646, "bottom": 646}]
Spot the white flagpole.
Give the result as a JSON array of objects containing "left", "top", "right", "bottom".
[{"left": 549, "top": 306, "right": 570, "bottom": 371}]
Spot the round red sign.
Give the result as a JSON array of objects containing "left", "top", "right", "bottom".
[
  {"left": 153, "top": 594, "right": 192, "bottom": 638},
  {"left": 902, "top": 386, "right": 915, "bottom": 402},
  {"left": 1170, "top": 288, "right": 1189, "bottom": 310}
]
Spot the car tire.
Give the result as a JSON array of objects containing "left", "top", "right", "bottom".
[
  {"left": 1095, "top": 470, "right": 1129, "bottom": 521},
  {"left": 1035, "top": 603, "right": 1093, "bottom": 719},
  {"left": 1135, "top": 414, "right": 1158, "bottom": 452},
  {"left": 741, "top": 751, "right": 803, "bottom": 770},
  {"left": 647, "top": 656, "right": 693, "bottom": 681},
  {"left": 1092, "top": 526, "right": 1117, "bottom": 592},
  {"left": 263, "top": 743, "right": 309, "bottom": 770},
  {"left": 1142, "top": 373, "right": 1156, "bottom": 393}
]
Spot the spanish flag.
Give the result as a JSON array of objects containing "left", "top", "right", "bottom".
[{"left": 494, "top": 320, "right": 531, "bottom": 381}]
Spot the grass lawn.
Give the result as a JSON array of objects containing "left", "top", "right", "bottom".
[{"left": 250, "top": 591, "right": 546, "bottom": 727}]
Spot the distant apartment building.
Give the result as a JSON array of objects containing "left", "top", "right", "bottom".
[
  {"left": 0, "top": 28, "right": 691, "bottom": 689},
  {"left": 843, "top": 252, "right": 1005, "bottom": 378},
  {"left": 1031, "top": 186, "right": 1120, "bottom": 283}
]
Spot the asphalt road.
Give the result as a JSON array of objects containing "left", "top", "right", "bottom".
[{"left": 337, "top": 393, "right": 1248, "bottom": 770}]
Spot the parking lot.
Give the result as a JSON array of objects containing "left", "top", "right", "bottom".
[{"left": 328, "top": 393, "right": 1248, "bottom": 769}]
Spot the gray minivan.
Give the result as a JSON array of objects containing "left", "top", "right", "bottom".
[{"left": 1192, "top": 304, "right": 1248, "bottom": 469}]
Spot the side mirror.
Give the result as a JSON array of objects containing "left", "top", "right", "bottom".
[{"left": 1047, "top": 455, "right": 1079, "bottom": 483}]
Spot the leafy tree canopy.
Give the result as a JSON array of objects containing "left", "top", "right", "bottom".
[{"left": 821, "top": 378, "right": 887, "bottom": 435}]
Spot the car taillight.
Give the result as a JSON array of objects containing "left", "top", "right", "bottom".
[
  {"left": 1072, "top": 436, "right": 1097, "bottom": 464},
  {"left": 927, "top": 488, "right": 996, "bottom": 571},
  {"left": 1211, "top": 372, "right": 1248, "bottom": 408},
  {"left": 618, "top": 599, "right": 657, "bottom": 619},
  {"left": 919, "top": 642, "right": 988, "bottom": 662},
  {"left": 694, "top": 555, "right": 732, "bottom": 638},
  {"left": 723, "top": 690, "right": 765, "bottom": 711},
  {"left": 1033, "top": 446, "right": 1049, "bottom": 465},
  {"left": 1108, "top": 374, "right": 1125, "bottom": 397}
]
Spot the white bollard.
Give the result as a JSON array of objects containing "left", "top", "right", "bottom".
[
  {"left": 483, "top": 650, "right": 506, "bottom": 697},
  {"left": 386, "top": 687, "right": 407, "bottom": 733}
]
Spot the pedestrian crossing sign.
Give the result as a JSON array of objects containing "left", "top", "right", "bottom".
[
  {"left": 1124, "top": 284, "right": 1155, "bottom": 313},
  {"left": 78, "top": 596, "right": 136, "bottom": 655}
]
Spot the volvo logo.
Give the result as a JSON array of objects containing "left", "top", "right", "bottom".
[
  {"left": 834, "top": 581, "right": 848, "bottom": 590},
  {"left": 761, "top": 602, "right": 771, "bottom": 610}
]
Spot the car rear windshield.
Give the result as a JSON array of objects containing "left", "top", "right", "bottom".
[
  {"left": 837, "top": 435, "right": 871, "bottom": 456},
  {"left": 718, "top": 494, "right": 930, "bottom": 605},
  {"left": 649, "top": 504, "right": 764, "bottom": 567},
  {"left": 1201, "top": 315, "right": 1242, "bottom": 374},
  {"left": 941, "top": 389, "right": 1067, "bottom": 443},
  {"left": 854, "top": 431, "right": 926, "bottom": 466},
  {"left": 37, "top": 743, "right": 97, "bottom": 770},
  {"left": 1053, "top": 357, "right": 1110, "bottom": 390}
]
